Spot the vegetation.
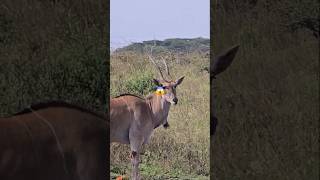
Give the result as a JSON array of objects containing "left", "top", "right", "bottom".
[
  {"left": 115, "top": 37, "right": 209, "bottom": 54},
  {"left": 110, "top": 50, "right": 210, "bottom": 179},
  {"left": 211, "top": 1, "right": 319, "bottom": 179},
  {"left": 0, "top": 0, "right": 108, "bottom": 115}
]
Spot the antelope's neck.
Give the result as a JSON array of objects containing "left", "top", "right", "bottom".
[{"left": 146, "top": 93, "right": 170, "bottom": 128}]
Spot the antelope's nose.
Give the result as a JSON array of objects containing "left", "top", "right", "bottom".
[{"left": 173, "top": 98, "right": 178, "bottom": 104}]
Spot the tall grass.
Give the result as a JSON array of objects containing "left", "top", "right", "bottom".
[
  {"left": 211, "top": 1, "right": 319, "bottom": 179},
  {"left": 110, "top": 51, "right": 210, "bottom": 179}
]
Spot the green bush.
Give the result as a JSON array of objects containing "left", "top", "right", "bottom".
[{"left": 124, "top": 71, "right": 154, "bottom": 96}]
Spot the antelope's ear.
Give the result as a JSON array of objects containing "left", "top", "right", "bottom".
[
  {"left": 152, "top": 78, "right": 161, "bottom": 86},
  {"left": 211, "top": 45, "right": 239, "bottom": 78},
  {"left": 175, "top": 76, "right": 185, "bottom": 86}
]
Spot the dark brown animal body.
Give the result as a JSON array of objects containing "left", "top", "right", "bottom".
[
  {"left": 211, "top": 45, "right": 239, "bottom": 136},
  {"left": 0, "top": 101, "right": 108, "bottom": 180}
]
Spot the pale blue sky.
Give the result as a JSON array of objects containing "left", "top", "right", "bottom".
[{"left": 111, "top": 0, "right": 209, "bottom": 49}]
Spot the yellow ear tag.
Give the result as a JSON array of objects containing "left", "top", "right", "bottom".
[{"left": 155, "top": 86, "right": 165, "bottom": 96}]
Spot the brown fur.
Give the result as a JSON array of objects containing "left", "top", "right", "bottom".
[{"left": 0, "top": 101, "right": 108, "bottom": 180}]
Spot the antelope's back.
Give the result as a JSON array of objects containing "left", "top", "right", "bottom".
[{"left": 0, "top": 105, "right": 108, "bottom": 180}]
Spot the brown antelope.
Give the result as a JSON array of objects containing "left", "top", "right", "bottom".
[
  {"left": 110, "top": 51, "right": 184, "bottom": 180},
  {"left": 211, "top": 45, "right": 239, "bottom": 136},
  {"left": 0, "top": 101, "right": 108, "bottom": 180}
]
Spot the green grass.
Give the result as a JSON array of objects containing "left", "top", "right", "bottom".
[{"left": 111, "top": 163, "right": 209, "bottom": 180}]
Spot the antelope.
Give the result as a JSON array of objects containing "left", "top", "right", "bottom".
[
  {"left": 0, "top": 101, "right": 108, "bottom": 180},
  {"left": 210, "top": 45, "right": 239, "bottom": 136},
  {"left": 110, "top": 50, "right": 184, "bottom": 180}
]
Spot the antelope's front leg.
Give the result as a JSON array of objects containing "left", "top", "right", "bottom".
[
  {"left": 129, "top": 134, "right": 144, "bottom": 180},
  {"left": 130, "top": 150, "right": 141, "bottom": 180}
]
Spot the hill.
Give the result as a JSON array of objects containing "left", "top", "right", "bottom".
[{"left": 114, "top": 37, "right": 209, "bottom": 54}]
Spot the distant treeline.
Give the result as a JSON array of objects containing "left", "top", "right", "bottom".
[
  {"left": 0, "top": 0, "right": 108, "bottom": 115},
  {"left": 115, "top": 37, "right": 210, "bottom": 54}
]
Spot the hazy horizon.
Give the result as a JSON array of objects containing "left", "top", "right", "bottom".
[{"left": 111, "top": 0, "right": 209, "bottom": 49}]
